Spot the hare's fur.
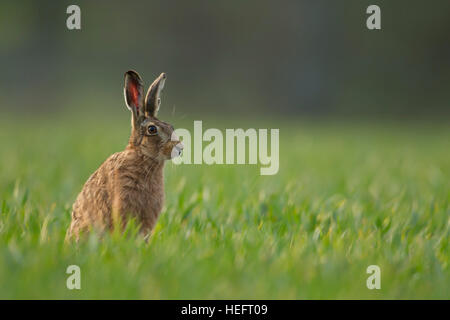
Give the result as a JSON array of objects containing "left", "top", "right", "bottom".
[{"left": 66, "top": 71, "right": 182, "bottom": 240}]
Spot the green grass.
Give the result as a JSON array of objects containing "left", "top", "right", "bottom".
[{"left": 0, "top": 115, "right": 448, "bottom": 299}]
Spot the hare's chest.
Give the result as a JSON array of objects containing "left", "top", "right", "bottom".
[
  {"left": 142, "top": 182, "right": 164, "bottom": 214},
  {"left": 125, "top": 178, "right": 164, "bottom": 218},
  {"left": 115, "top": 158, "right": 165, "bottom": 220}
]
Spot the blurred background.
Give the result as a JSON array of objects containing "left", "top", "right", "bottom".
[
  {"left": 0, "top": 1, "right": 449, "bottom": 299},
  {"left": 0, "top": 0, "right": 449, "bottom": 120}
]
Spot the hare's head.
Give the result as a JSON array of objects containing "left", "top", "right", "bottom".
[{"left": 124, "top": 70, "right": 183, "bottom": 161}]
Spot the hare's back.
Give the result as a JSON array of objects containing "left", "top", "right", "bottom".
[{"left": 70, "top": 151, "right": 126, "bottom": 231}]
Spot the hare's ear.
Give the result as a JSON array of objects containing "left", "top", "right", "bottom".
[
  {"left": 144, "top": 73, "right": 166, "bottom": 118},
  {"left": 124, "top": 70, "right": 144, "bottom": 126}
]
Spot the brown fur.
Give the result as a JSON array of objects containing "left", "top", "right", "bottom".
[{"left": 66, "top": 71, "right": 182, "bottom": 241}]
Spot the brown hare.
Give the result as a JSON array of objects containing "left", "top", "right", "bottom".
[{"left": 66, "top": 71, "right": 183, "bottom": 241}]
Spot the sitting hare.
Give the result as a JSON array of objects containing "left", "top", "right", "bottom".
[{"left": 66, "top": 71, "right": 183, "bottom": 241}]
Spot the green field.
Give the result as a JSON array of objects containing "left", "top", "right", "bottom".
[{"left": 0, "top": 115, "right": 448, "bottom": 299}]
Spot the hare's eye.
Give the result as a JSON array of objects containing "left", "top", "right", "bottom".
[{"left": 148, "top": 125, "right": 158, "bottom": 134}]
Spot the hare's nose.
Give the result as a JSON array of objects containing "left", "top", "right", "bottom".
[{"left": 174, "top": 142, "right": 184, "bottom": 156}]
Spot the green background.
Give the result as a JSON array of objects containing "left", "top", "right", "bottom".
[{"left": 0, "top": 1, "right": 449, "bottom": 299}]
